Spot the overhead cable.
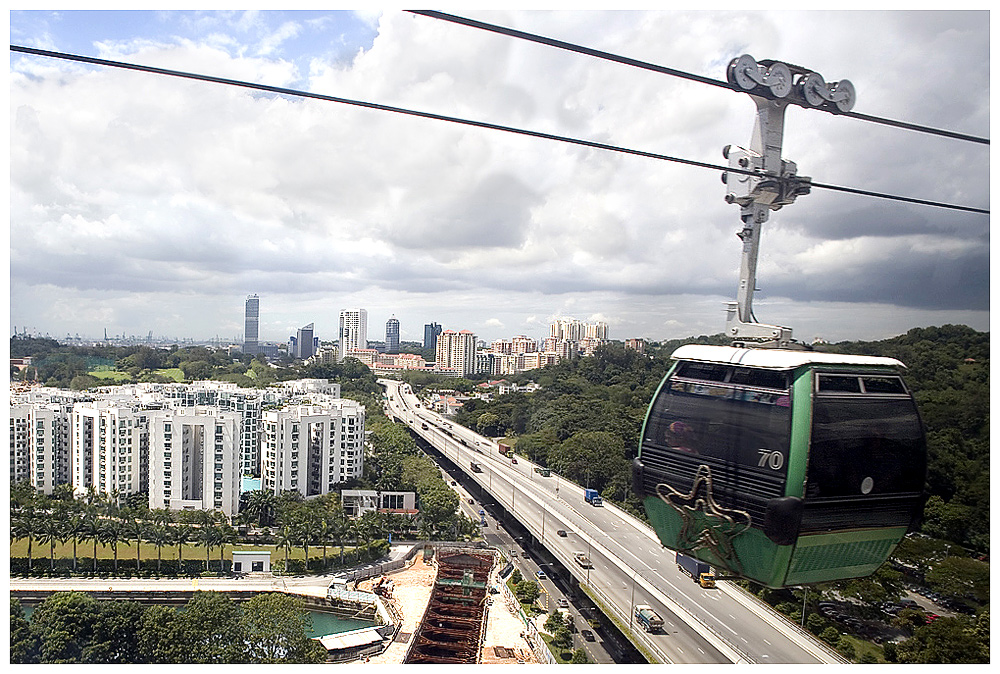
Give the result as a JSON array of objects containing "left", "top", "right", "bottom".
[
  {"left": 408, "top": 10, "right": 989, "bottom": 146},
  {"left": 9, "top": 45, "right": 989, "bottom": 215}
]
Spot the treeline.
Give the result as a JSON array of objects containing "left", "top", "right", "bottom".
[
  {"left": 454, "top": 326, "right": 989, "bottom": 552},
  {"left": 11, "top": 591, "right": 327, "bottom": 663},
  {"left": 10, "top": 335, "right": 381, "bottom": 395}
]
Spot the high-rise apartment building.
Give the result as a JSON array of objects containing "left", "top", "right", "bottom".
[
  {"left": 423, "top": 322, "right": 442, "bottom": 353},
  {"left": 72, "top": 402, "right": 149, "bottom": 499},
  {"left": 147, "top": 407, "right": 241, "bottom": 518},
  {"left": 339, "top": 309, "right": 368, "bottom": 360},
  {"left": 261, "top": 401, "right": 365, "bottom": 497},
  {"left": 435, "top": 329, "right": 477, "bottom": 376},
  {"left": 385, "top": 316, "right": 400, "bottom": 354},
  {"left": 244, "top": 295, "right": 260, "bottom": 355}
]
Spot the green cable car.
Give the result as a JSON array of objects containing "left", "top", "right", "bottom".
[{"left": 632, "top": 344, "right": 927, "bottom": 588}]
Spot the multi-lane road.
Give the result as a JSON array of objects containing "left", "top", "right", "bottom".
[{"left": 381, "top": 378, "right": 843, "bottom": 665}]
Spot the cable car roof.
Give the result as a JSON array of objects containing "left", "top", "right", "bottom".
[{"left": 670, "top": 344, "right": 906, "bottom": 370}]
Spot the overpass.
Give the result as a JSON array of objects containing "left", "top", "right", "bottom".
[{"left": 380, "top": 378, "right": 845, "bottom": 664}]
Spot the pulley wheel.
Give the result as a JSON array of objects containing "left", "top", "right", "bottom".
[
  {"left": 765, "top": 62, "right": 792, "bottom": 98},
  {"left": 830, "top": 79, "right": 856, "bottom": 112},
  {"left": 728, "top": 54, "right": 760, "bottom": 91},
  {"left": 800, "top": 72, "right": 827, "bottom": 107}
]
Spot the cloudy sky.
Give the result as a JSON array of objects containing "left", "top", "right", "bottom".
[{"left": 9, "top": 9, "right": 990, "bottom": 346}]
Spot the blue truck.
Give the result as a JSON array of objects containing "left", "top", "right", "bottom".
[
  {"left": 584, "top": 489, "right": 603, "bottom": 506},
  {"left": 676, "top": 552, "right": 716, "bottom": 588},
  {"left": 634, "top": 604, "right": 664, "bottom": 632}
]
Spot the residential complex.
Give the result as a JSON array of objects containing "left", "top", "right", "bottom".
[{"left": 9, "top": 379, "right": 363, "bottom": 520}]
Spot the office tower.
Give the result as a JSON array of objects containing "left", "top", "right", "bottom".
[
  {"left": 435, "top": 329, "right": 477, "bottom": 376},
  {"left": 292, "top": 323, "right": 316, "bottom": 360},
  {"left": 147, "top": 407, "right": 241, "bottom": 518},
  {"left": 339, "top": 309, "right": 368, "bottom": 360},
  {"left": 244, "top": 295, "right": 260, "bottom": 355},
  {"left": 386, "top": 316, "right": 400, "bottom": 354},
  {"left": 423, "top": 322, "right": 442, "bottom": 353}
]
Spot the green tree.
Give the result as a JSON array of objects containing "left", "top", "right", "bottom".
[
  {"left": 240, "top": 593, "right": 327, "bottom": 663},
  {"left": 177, "top": 591, "right": 244, "bottom": 663},
  {"left": 894, "top": 615, "right": 989, "bottom": 663},
  {"left": 136, "top": 604, "right": 188, "bottom": 663},
  {"left": 552, "top": 625, "right": 573, "bottom": 649},
  {"left": 570, "top": 648, "right": 590, "bottom": 664},
  {"left": 544, "top": 610, "right": 565, "bottom": 633},
  {"left": 11, "top": 598, "right": 39, "bottom": 663},
  {"left": 514, "top": 580, "right": 540, "bottom": 604},
  {"left": 925, "top": 556, "right": 990, "bottom": 603},
  {"left": 98, "top": 517, "right": 126, "bottom": 575},
  {"left": 30, "top": 591, "right": 101, "bottom": 663},
  {"left": 83, "top": 600, "right": 145, "bottom": 663}
]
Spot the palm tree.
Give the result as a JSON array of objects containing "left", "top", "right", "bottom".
[
  {"left": 242, "top": 489, "right": 278, "bottom": 528},
  {"left": 148, "top": 524, "right": 170, "bottom": 574},
  {"left": 194, "top": 510, "right": 219, "bottom": 572},
  {"left": 38, "top": 514, "right": 64, "bottom": 571},
  {"left": 99, "top": 517, "right": 126, "bottom": 575},
  {"left": 217, "top": 523, "right": 237, "bottom": 573},
  {"left": 173, "top": 524, "right": 194, "bottom": 573},
  {"left": 295, "top": 513, "right": 320, "bottom": 573},
  {"left": 274, "top": 524, "right": 295, "bottom": 573},
  {"left": 12, "top": 508, "right": 39, "bottom": 572},
  {"left": 122, "top": 510, "right": 147, "bottom": 572},
  {"left": 64, "top": 505, "right": 87, "bottom": 572},
  {"left": 82, "top": 507, "right": 103, "bottom": 572}
]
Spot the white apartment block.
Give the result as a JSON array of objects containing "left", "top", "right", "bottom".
[
  {"left": 147, "top": 407, "right": 241, "bottom": 518},
  {"left": 261, "top": 400, "right": 365, "bottom": 498},
  {"left": 28, "top": 403, "right": 73, "bottom": 494},
  {"left": 339, "top": 309, "right": 368, "bottom": 360},
  {"left": 10, "top": 379, "right": 363, "bottom": 516},
  {"left": 72, "top": 401, "right": 149, "bottom": 499},
  {"left": 10, "top": 404, "right": 31, "bottom": 487},
  {"left": 435, "top": 329, "right": 477, "bottom": 377}
]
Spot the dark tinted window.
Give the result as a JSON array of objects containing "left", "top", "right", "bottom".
[
  {"left": 643, "top": 375, "right": 792, "bottom": 471},
  {"left": 817, "top": 374, "right": 862, "bottom": 393},
  {"left": 862, "top": 376, "right": 907, "bottom": 394},
  {"left": 807, "top": 398, "right": 925, "bottom": 498},
  {"left": 675, "top": 361, "right": 729, "bottom": 382}
]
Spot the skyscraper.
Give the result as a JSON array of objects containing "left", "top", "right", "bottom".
[
  {"left": 244, "top": 294, "right": 259, "bottom": 355},
  {"left": 292, "top": 323, "right": 316, "bottom": 360},
  {"left": 339, "top": 309, "right": 368, "bottom": 360},
  {"left": 385, "top": 316, "right": 400, "bottom": 354},
  {"left": 423, "top": 322, "right": 442, "bottom": 354}
]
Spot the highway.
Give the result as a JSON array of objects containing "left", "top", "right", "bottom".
[{"left": 381, "top": 378, "right": 843, "bottom": 665}]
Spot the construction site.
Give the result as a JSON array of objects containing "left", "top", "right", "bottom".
[{"left": 355, "top": 546, "right": 541, "bottom": 665}]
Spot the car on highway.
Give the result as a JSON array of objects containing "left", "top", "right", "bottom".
[
  {"left": 536, "top": 570, "right": 547, "bottom": 580},
  {"left": 581, "top": 629, "right": 595, "bottom": 641},
  {"left": 511, "top": 457, "right": 517, "bottom": 464},
  {"left": 558, "top": 598, "right": 569, "bottom": 608},
  {"left": 556, "top": 530, "right": 567, "bottom": 537}
]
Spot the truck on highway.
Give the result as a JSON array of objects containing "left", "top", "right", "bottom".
[
  {"left": 634, "top": 604, "right": 664, "bottom": 633},
  {"left": 676, "top": 552, "right": 716, "bottom": 588},
  {"left": 470, "top": 462, "right": 482, "bottom": 473},
  {"left": 534, "top": 467, "right": 551, "bottom": 477},
  {"left": 584, "top": 489, "right": 603, "bottom": 506},
  {"left": 573, "top": 552, "right": 593, "bottom": 568},
  {"left": 498, "top": 442, "right": 512, "bottom": 456}
]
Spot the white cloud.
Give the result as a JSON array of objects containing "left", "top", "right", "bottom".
[{"left": 8, "top": 10, "right": 989, "bottom": 344}]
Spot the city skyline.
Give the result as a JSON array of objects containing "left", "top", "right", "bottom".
[{"left": 9, "top": 10, "right": 989, "bottom": 345}]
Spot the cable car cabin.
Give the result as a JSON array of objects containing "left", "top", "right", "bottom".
[{"left": 632, "top": 345, "right": 926, "bottom": 588}]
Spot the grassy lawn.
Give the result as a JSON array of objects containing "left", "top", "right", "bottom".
[
  {"left": 88, "top": 368, "right": 131, "bottom": 382},
  {"left": 11, "top": 539, "right": 356, "bottom": 565},
  {"left": 86, "top": 367, "right": 184, "bottom": 383}
]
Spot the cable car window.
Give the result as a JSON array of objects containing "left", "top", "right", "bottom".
[
  {"left": 644, "top": 370, "right": 791, "bottom": 470},
  {"left": 675, "top": 361, "right": 729, "bottom": 382},
  {"left": 861, "top": 376, "right": 907, "bottom": 394},
  {"left": 807, "top": 398, "right": 925, "bottom": 498},
  {"left": 817, "top": 374, "right": 862, "bottom": 393},
  {"left": 730, "top": 367, "right": 789, "bottom": 390}
]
